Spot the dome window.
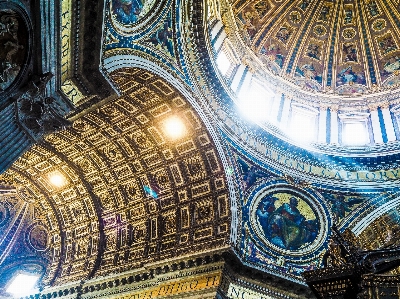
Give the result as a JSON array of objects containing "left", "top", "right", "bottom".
[
  {"left": 6, "top": 272, "right": 39, "bottom": 297},
  {"left": 288, "top": 104, "right": 318, "bottom": 143},
  {"left": 216, "top": 50, "right": 231, "bottom": 76},
  {"left": 237, "top": 78, "right": 274, "bottom": 122},
  {"left": 339, "top": 113, "right": 370, "bottom": 146}
]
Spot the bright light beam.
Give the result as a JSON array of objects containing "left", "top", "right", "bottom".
[{"left": 6, "top": 273, "right": 39, "bottom": 297}]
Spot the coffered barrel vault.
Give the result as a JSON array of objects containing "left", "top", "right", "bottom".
[{"left": 1, "top": 68, "right": 231, "bottom": 287}]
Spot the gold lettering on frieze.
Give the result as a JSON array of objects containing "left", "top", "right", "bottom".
[
  {"left": 263, "top": 147, "right": 400, "bottom": 183},
  {"left": 112, "top": 272, "right": 222, "bottom": 299},
  {"left": 227, "top": 283, "right": 275, "bottom": 299},
  {"left": 61, "top": 0, "right": 72, "bottom": 81},
  {"left": 61, "top": 80, "right": 85, "bottom": 105}
]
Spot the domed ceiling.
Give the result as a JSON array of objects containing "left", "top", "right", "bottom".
[{"left": 230, "top": 0, "right": 400, "bottom": 95}]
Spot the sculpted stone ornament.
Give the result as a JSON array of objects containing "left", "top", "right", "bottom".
[
  {"left": 0, "top": 9, "right": 27, "bottom": 92},
  {"left": 15, "top": 72, "right": 71, "bottom": 141},
  {"left": 303, "top": 226, "right": 400, "bottom": 298}
]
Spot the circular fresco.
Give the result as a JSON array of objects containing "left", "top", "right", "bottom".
[
  {"left": 255, "top": 192, "right": 318, "bottom": 251},
  {"left": 28, "top": 224, "right": 49, "bottom": 251},
  {"left": 249, "top": 183, "right": 330, "bottom": 258},
  {"left": 0, "top": 9, "right": 29, "bottom": 92},
  {"left": 110, "top": 0, "right": 157, "bottom": 25}
]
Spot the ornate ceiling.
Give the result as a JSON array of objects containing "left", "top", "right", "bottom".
[
  {"left": 2, "top": 0, "right": 400, "bottom": 297},
  {"left": 0, "top": 67, "right": 230, "bottom": 287},
  {"left": 229, "top": 0, "right": 400, "bottom": 95}
]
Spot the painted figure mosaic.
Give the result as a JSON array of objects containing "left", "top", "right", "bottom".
[{"left": 256, "top": 192, "right": 319, "bottom": 251}]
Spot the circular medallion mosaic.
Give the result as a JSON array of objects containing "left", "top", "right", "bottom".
[
  {"left": 372, "top": 19, "right": 386, "bottom": 31},
  {"left": 313, "top": 24, "right": 327, "bottom": 37},
  {"left": 28, "top": 224, "right": 49, "bottom": 251},
  {"left": 249, "top": 182, "right": 330, "bottom": 258},
  {"left": 255, "top": 192, "right": 318, "bottom": 250},
  {"left": 342, "top": 28, "right": 356, "bottom": 39}
]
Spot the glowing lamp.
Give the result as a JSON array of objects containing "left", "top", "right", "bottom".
[
  {"left": 48, "top": 171, "right": 67, "bottom": 188},
  {"left": 6, "top": 273, "right": 39, "bottom": 297},
  {"left": 162, "top": 116, "right": 187, "bottom": 140}
]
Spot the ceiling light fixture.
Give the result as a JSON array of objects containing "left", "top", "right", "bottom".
[
  {"left": 48, "top": 171, "right": 67, "bottom": 188},
  {"left": 162, "top": 116, "right": 187, "bottom": 140}
]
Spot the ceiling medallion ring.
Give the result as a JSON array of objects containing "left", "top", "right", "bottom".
[
  {"left": 247, "top": 179, "right": 331, "bottom": 261},
  {"left": 26, "top": 223, "right": 49, "bottom": 252},
  {"left": 108, "top": 0, "right": 169, "bottom": 35}
]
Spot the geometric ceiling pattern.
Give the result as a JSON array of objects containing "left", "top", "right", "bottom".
[
  {"left": 0, "top": 68, "right": 230, "bottom": 286},
  {"left": 233, "top": 0, "right": 400, "bottom": 94}
]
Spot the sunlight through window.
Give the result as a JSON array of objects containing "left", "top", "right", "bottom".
[
  {"left": 288, "top": 109, "right": 317, "bottom": 143},
  {"left": 7, "top": 273, "right": 39, "bottom": 297},
  {"left": 216, "top": 51, "right": 231, "bottom": 76},
  {"left": 342, "top": 122, "right": 369, "bottom": 145},
  {"left": 238, "top": 80, "right": 273, "bottom": 122}
]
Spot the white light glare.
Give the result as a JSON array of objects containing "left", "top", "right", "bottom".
[
  {"left": 288, "top": 112, "right": 316, "bottom": 143},
  {"left": 48, "top": 171, "right": 67, "bottom": 188},
  {"left": 238, "top": 82, "right": 273, "bottom": 122},
  {"left": 342, "top": 122, "right": 368, "bottom": 145},
  {"left": 6, "top": 273, "right": 39, "bottom": 297},
  {"left": 216, "top": 51, "right": 231, "bottom": 76},
  {"left": 163, "top": 116, "right": 187, "bottom": 140}
]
